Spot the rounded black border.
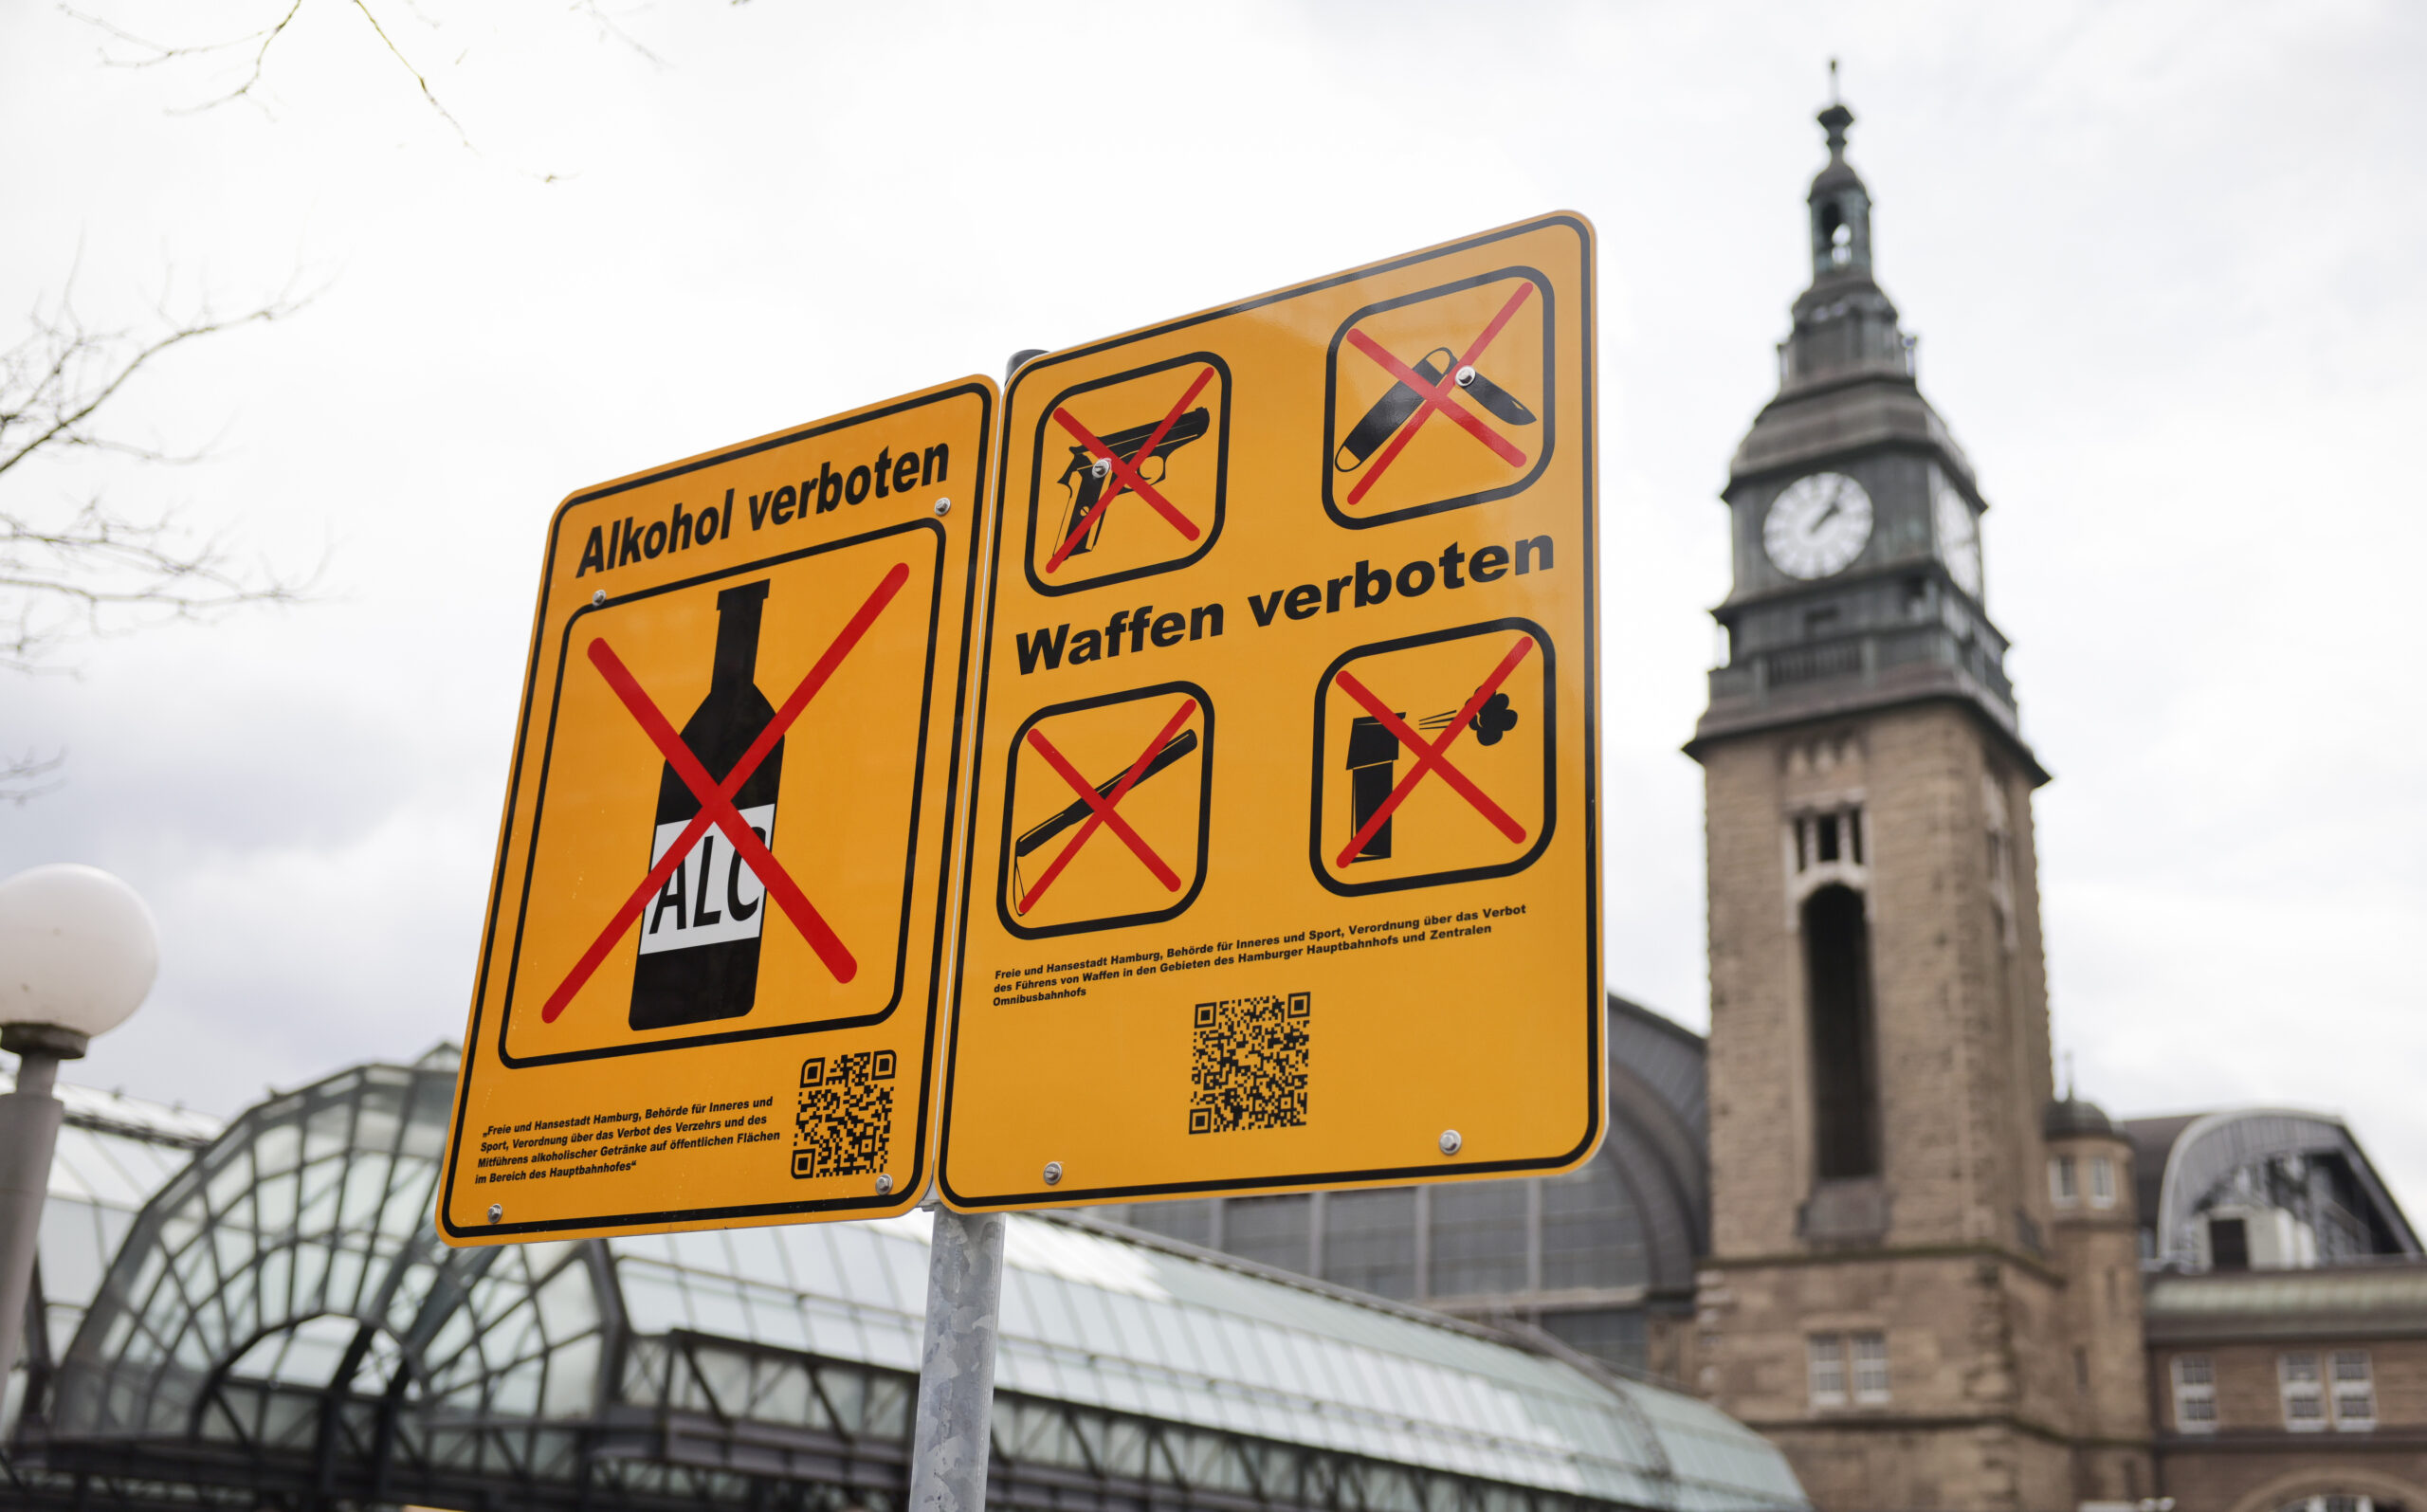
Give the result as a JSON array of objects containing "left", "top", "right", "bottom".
[
  {"left": 440, "top": 379, "right": 993, "bottom": 1240},
  {"left": 496, "top": 516, "right": 945, "bottom": 1068},
  {"left": 1305, "top": 617, "right": 1556, "bottom": 897},
  {"left": 1021, "top": 352, "right": 1232, "bottom": 598},
  {"left": 1319, "top": 266, "right": 1555, "bottom": 530},
  {"left": 992, "top": 680, "right": 1214, "bottom": 940},
  {"left": 943, "top": 214, "right": 1600, "bottom": 1211}
]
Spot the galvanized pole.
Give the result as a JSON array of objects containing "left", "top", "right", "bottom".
[
  {"left": 0, "top": 1029, "right": 79, "bottom": 1409},
  {"left": 905, "top": 1205, "right": 1007, "bottom": 1512},
  {"left": 903, "top": 346, "right": 1047, "bottom": 1512}
]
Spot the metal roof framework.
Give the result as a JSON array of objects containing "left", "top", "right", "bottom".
[
  {"left": 9, "top": 1051, "right": 1806, "bottom": 1512},
  {"left": 2133, "top": 1107, "right": 2422, "bottom": 1269}
]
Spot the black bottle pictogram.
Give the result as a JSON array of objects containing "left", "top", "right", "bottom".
[{"left": 630, "top": 579, "right": 782, "bottom": 1030}]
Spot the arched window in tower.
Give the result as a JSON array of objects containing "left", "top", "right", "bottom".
[
  {"left": 1818, "top": 202, "right": 1849, "bottom": 266},
  {"left": 1804, "top": 883, "right": 1881, "bottom": 1180}
]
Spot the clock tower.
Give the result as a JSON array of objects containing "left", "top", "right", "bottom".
[{"left": 1687, "top": 102, "right": 2150, "bottom": 1510}]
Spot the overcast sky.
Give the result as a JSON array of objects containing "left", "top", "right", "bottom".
[{"left": 5, "top": 1, "right": 2422, "bottom": 1215}]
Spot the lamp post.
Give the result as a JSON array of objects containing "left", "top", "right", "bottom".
[{"left": 0, "top": 865, "right": 159, "bottom": 1401}]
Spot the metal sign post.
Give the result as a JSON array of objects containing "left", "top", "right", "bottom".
[
  {"left": 905, "top": 1205, "right": 1006, "bottom": 1512},
  {"left": 903, "top": 353, "right": 1040, "bottom": 1512}
]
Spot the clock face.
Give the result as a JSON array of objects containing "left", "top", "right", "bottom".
[
  {"left": 1934, "top": 477, "right": 1982, "bottom": 598},
  {"left": 1762, "top": 472, "right": 1873, "bottom": 580}
]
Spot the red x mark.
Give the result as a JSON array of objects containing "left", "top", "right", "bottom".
[
  {"left": 1332, "top": 635, "right": 1536, "bottom": 868},
  {"left": 1016, "top": 698, "right": 1198, "bottom": 914},
  {"left": 538, "top": 562, "right": 910, "bottom": 1024},
  {"left": 1045, "top": 366, "right": 1217, "bottom": 573},
  {"left": 1341, "top": 281, "right": 1537, "bottom": 507}
]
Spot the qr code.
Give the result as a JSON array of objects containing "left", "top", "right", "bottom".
[
  {"left": 1189, "top": 993, "right": 1310, "bottom": 1134},
  {"left": 794, "top": 1049, "right": 894, "bottom": 1178}
]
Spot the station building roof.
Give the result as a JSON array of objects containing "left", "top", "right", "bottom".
[{"left": 9, "top": 1047, "right": 1806, "bottom": 1512}]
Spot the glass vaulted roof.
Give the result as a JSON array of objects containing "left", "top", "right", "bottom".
[
  {"left": 16, "top": 1049, "right": 1805, "bottom": 1512},
  {"left": 2, "top": 1059, "right": 221, "bottom": 1441}
]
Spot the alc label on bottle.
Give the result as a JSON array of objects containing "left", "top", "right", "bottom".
[{"left": 636, "top": 806, "right": 777, "bottom": 955}]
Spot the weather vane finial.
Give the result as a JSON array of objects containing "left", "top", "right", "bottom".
[{"left": 1829, "top": 57, "right": 1839, "bottom": 105}]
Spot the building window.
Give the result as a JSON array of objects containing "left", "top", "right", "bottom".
[
  {"left": 1803, "top": 884, "right": 1881, "bottom": 1179},
  {"left": 2051, "top": 1155, "right": 2078, "bottom": 1207},
  {"left": 1321, "top": 1187, "right": 1417, "bottom": 1301},
  {"left": 2173, "top": 1354, "right": 2217, "bottom": 1432},
  {"left": 2332, "top": 1351, "right": 2376, "bottom": 1431},
  {"left": 2283, "top": 1352, "right": 2327, "bottom": 1430},
  {"left": 1852, "top": 1332, "right": 1890, "bottom": 1403},
  {"left": 1807, "top": 1332, "right": 1889, "bottom": 1408},
  {"left": 1426, "top": 1179, "right": 1529, "bottom": 1298},
  {"left": 1808, "top": 1335, "right": 1847, "bottom": 1407},
  {"left": 1792, "top": 805, "right": 1865, "bottom": 872},
  {"left": 2089, "top": 1156, "right": 2117, "bottom": 1208}
]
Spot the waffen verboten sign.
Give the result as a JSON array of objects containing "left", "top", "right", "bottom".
[
  {"left": 940, "top": 215, "right": 1604, "bottom": 1210},
  {"left": 441, "top": 377, "right": 993, "bottom": 1245}
]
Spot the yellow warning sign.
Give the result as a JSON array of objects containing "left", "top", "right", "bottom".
[
  {"left": 941, "top": 215, "right": 1602, "bottom": 1211},
  {"left": 439, "top": 377, "right": 994, "bottom": 1245}
]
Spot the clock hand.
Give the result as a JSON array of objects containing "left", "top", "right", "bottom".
[{"left": 1812, "top": 502, "right": 1841, "bottom": 530}]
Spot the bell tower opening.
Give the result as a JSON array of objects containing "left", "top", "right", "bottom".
[
  {"left": 1807, "top": 102, "right": 1872, "bottom": 280},
  {"left": 1802, "top": 883, "right": 1880, "bottom": 1180}
]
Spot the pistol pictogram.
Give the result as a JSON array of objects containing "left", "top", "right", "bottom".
[{"left": 1054, "top": 408, "right": 1212, "bottom": 560}]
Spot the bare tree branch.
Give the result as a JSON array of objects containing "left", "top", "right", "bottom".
[
  {"left": 0, "top": 286, "right": 322, "bottom": 675},
  {"left": 64, "top": 0, "right": 476, "bottom": 147},
  {"left": 61, "top": 1, "right": 307, "bottom": 109},
  {"left": 0, "top": 749, "right": 66, "bottom": 806}
]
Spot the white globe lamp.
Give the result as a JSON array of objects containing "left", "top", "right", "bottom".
[
  {"left": 0, "top": 863, "right": 160, "bottom": 1055},
  {"left": 0, "top": 863, "right": 160, "bottom": 1396}
]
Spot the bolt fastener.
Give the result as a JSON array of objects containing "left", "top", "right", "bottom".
[
  {"left": 934, "top": 497, "right": 952, "bottom": 516},
  {"left": 488, "top": 1203, "right": 503, "bottom": 1223},
  {"left": 592, "top": 589, "right": 607, "bottom": 607},
  {"left": 1455, "top": 365, "right": 1478, "bottom": 389},
  {"left": 1438, "top": 1129, "right": 1463, "bottom": 1157},
  {"left": 875, "top": 1174, "right": 894, "bottom": 1195},
  {"left": 1042, "top": 1160, "right": 1064, "bottom": 1186},
  {"left": 1090, "top": 457, "right": 1111, "bottom": 480}
]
